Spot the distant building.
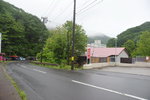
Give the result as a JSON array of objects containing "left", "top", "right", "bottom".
[
  {"left": 88, "top": 40, "right": 106, "bottom": 48},
  {"left": 86, "top": 47, "right": 129, "bottom": 63}
]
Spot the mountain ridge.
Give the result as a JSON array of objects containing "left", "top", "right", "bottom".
[{"left": 117, "top": 21, "right": 150, "bottom": 46}]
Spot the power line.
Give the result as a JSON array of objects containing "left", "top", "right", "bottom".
[
  {"left": 75, "top": 0, "right": 103, "bottom": 23},
  {"left": 47, "top": 0, "right": 96, "bottom": 24},
  {"left": 62, "top": 0, "right": 102, "bottom": 22},
  {"left": 52, "top": 0, "right": 73, "bottom": 21},
  {"left": 42, "top": 0, "right": 55, "bottom": 16},
  {"left": 76, "top": 0, "right": 93, "bottom": 13},
  {"left": 43, "top": 0, "right": 103, "bottom": 29},
  {"left": 80, "top": 0, "right": 94, "bottom": 7},
  {"left": 77, "top": 0, "right": 103, "bottom": 16},
  {"left": 61, "top": 9, "right": 73, "bottom": 21},
  {"left": 77, "top": 0, "right": 98, "bottom": 14},
  {"left": 50, "top": 5, "right": 74, "bottom": 23},
  {"left": 46, "top": 0, "right": 60, "bottom": 17}
]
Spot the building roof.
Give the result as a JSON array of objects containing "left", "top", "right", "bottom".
[{"left": 90, "top": 47, "right": 125, "bottom": 57}]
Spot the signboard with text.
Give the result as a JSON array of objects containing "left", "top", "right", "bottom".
[{"left": 87, "top": 48, "right": 91, "bottom": 59}]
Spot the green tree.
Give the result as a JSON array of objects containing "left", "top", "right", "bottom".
[
  {"left": 117, "top": 22, "right": 150, "bottom": 47},
  {"left": 42, "top": 27, "right": 67, "bottom": 64},
  {"left": 41, "top": 21, "right": 87, "bottom": 65},
  {"left": 63, "top": 21, "right": 87, "bottom": 64},
  {"left": 123, "top": 40, "right": 135, "bottom": 57},
  {"left": 0, "top": 0, "right": 49, "bottom": 57},
  {"left": 135, "top": 31, "right": 150, "bottom": 56},
  {"left": 107, "top": 38, "right": 116, "bottom": 47},
  {"left": 0, "top": 13, "right": 25, "bottom": 55}
]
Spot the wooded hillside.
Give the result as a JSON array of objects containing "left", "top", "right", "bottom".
[
  {"left": 107, "top": 22, "right": 150, "bottom": 57},
  {"left": 117, "top": 22, "right": 150, "bottom": 47},
  {"left": 0, "top": 0, "right": 49, "bottom": 57}
]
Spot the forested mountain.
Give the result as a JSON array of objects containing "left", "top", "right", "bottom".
[
  {"left": 88, "top": 34, "right": 110, "bottom": 44},
  {"left": 107, "top": 22, "right": 150, "bottom": 57},
  {"left": 117, "top": 22, "right": 150, "bottom": 47},
  {"left": 0, "top": 0, "right": 49, "bottom": 57}
]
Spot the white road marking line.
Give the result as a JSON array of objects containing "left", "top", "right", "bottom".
[
  {"left": 20, "top": 65, "right": 27, "bottom": 68},
  {"left": 20, "top": 65, "right": 46, "bottom": 74},
  {"left": 72, "top": 80, "right": 147, "bottom": 100},
  {"left": 33, "top": 69, "right": 47, "bottom": 74}
]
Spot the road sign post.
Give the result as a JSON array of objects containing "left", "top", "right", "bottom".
[{"left": 87, "top": 48, "right": 91, "bottom": 64}]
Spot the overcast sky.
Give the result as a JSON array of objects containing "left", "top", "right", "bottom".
[{"left": 3, "top": 0, "right": 150, "bottom": 37}]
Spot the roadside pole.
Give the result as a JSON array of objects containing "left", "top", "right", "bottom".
[
  {"left": 115, "top": 38, "right": 117, "bottom": 66},
  {"left": 71, "top": 0, "right": 76, "bottom": 70},
  {"left": 40, "top": 17, "right": 48, "bottom": 63},
  {"left": 87, "top": 48, "right": 91, "bottom": 64}
]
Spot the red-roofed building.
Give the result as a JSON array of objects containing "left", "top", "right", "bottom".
[{"left": 86, "top": 47, "right": 129, "bottom": 63}]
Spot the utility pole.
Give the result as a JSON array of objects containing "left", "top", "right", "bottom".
[
  {"left": 40, "top": 17, "right": 48, "bottom": 63},
  {"left": 41, "top": 17, "right": 48, "bottom": 24},
  {"left": 115, "top": 38, "right": 117, "bottom": 66},
  {"left": 71, "top": 0, "right": 76, "bottom": 70}
]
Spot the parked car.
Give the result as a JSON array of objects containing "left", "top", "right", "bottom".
[
  {"left": 9, "top": 56, "right": 19, "bottom": 60},
  {"left": 19, "top": 57, "right": 26, "bottom": 61}
]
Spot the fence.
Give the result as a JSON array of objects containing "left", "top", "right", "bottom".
[
  {"left": 120, "top": 58, "right": 132, "bottom": 63},
  {"left": 120, "top": 57, "right": 149, "bottom": 64},
  {"left": 135, "top": 56, "right": 146, "bottom": 62}
]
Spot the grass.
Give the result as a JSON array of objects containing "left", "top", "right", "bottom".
[
  {"left": 31, "top": 61, "right": 83, "bottom": 71},
  {"left": 2, "top": 63, "right": 27, "bottom": 100},
  {"left": 10, "top": 77, "right": 27, "bottom": 100},
  {"left": 0, "top": 60, "right": 15, "bottom": 64}
]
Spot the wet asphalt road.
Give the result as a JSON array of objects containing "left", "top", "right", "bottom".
[{"left": 7, "top": 62, "right": 150, "bottom": 100}]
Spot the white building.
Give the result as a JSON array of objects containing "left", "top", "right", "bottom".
[{"left": 88, "top": 40, "right": 106, "bottom": 48}]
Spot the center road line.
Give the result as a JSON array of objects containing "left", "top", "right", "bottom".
[
  {"left": 72, "top": 80, "right": 147, "bottom": 100},
  {"left": 33, "top": 69, "right": 47, "bottom": 74},
  {"left": 20, "top": 65, "right": 27, "bottom": 68},
  {"left": 20, "top": 65, "right": 47, "bottom": 74}
]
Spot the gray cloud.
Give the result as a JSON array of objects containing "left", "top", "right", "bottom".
[{"left": 4, "top": 0, "right": 150, "bottom": 37}]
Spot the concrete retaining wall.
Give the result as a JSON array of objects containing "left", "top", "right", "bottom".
[
  {"left": 83, "top": 62, "right": 150, "bottom": 69},
  {"left": 83, "top": 63, "right": 114, "bottom": 69}
]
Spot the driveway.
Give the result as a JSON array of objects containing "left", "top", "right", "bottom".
[{"left": 99, "top": 66, "right": 150, "bottom": 76}]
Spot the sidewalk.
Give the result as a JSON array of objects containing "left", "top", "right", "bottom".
[
  {"left": 0, "top": 63, "right": 21, "bottom": 100},
  {"left": 99, "top": 66, "right": 150, "bottom": 76},
  {"left": 83, "top": 62, "right": 150, "bottom": 69}
]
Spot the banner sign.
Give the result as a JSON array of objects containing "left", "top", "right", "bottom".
[{"left": 87, "top": 48, "right": 91, "bottom": 59}]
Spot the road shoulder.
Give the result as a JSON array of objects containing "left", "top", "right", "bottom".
[
  {"left": 0, "top": 63, "right": 21, "bottom": 100},
  {"left": 99, "top": 66, "right": 150, "bottom": 76}
]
